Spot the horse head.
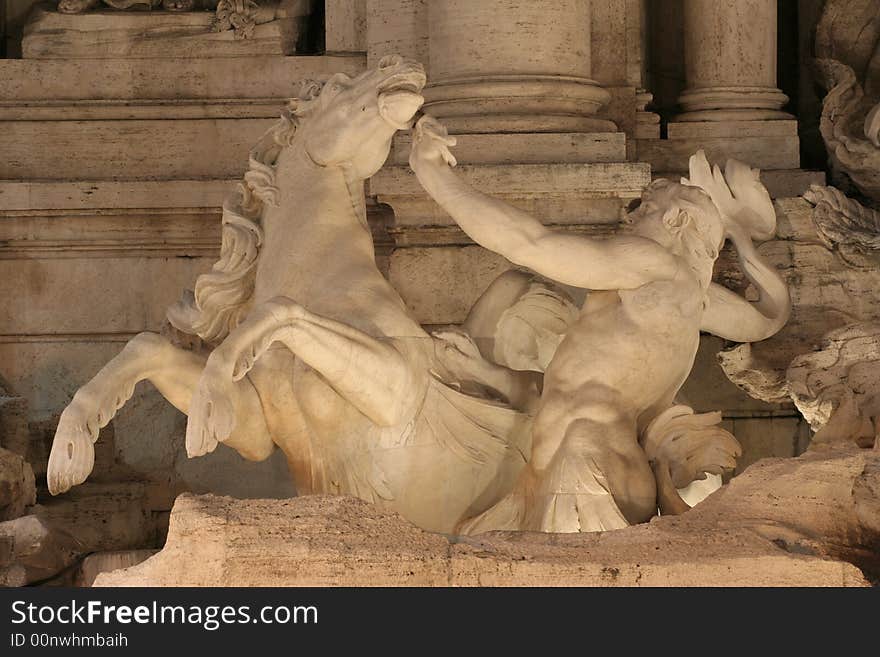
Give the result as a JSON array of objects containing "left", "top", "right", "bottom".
[{"left": 291, "top": 55, "right": 426, "bottom": 179}]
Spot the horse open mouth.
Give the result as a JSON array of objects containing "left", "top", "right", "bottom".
[
  {"left": 379, "top": 90, "right": 425, "bottom": 130},
  {"left": 378, "top": 70, "right": 427, "bottom": 130}
]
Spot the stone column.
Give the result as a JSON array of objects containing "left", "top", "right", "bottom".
[
  {"left": 421, "top": 0, "right": 615, "bottom": 133},
  {"left": 325, "top": 0, "right": 366, "bottom": 54},
  {"left": 677, "top": 0, "right": 791, "bottom": 122}
]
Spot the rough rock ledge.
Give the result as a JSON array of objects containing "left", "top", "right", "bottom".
[{"left": 96, "top": 448, "right": 879, "bottom": 587}]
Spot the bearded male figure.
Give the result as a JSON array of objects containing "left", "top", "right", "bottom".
[{"left": 409, "top": 117, "right": 792, "bottom": 533}]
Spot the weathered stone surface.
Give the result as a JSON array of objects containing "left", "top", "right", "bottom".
[
  {"left": 667, "top": 120, "right": 799, "bottom": 139},
  {"left": 638, "top": 135, "right": 799, "bottom": 172},
  {"left": 756, "top": 170, "right": 826, "bottom": 199},
  {"left": 726, "top": 417, "right": 809, "bottom": 473},
  {"left": 0, "top": 118, "right": 277, "bottom": 180},
  {"left": 0, "top": 482, "right": 155, "bottom": 584},
  {"left": 0, "top": 515, "right": 80, "bottom": 585},
  {"left": 388, "top": 132, "right": 627, "bottom": 166},
  {"left": 0, "top": 447, "right": 36, "bottom": 521},
  {"left": 325, "top": 0, "right": 366, "bottom": 53},
  {"left": 0, "top": 392, "right": 30, "bottom": 458},
  {"left": 0, "top": 55, "right": 365, "bottom": 107},
  {"left": 98, "top": 449, "right": 878, "bottom": 587},
  {"left": 787, "top": 322, "right": 880, "bottom": 449}
]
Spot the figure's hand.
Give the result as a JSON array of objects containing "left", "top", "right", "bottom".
[
  {"left": 410, "top": 115, "right": 457, "bottom": 172},
  {"left": 683, "top": 150, "right": 776, "bottom": 241}
]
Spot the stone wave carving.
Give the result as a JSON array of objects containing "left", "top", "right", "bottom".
[
  {"left": 803, "top": 184, "right": 880, "bottom": 268},
  {"left": 787, "top": 322, "right": 880, "bottom": 451},
  {"left": 813, "top": 0, "right": 880, "bottom": 202}
]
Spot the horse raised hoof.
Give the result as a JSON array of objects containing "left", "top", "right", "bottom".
[
  {"left": 228, "top": 297, "right": 308, "bottom": 381},
  {"left": 47, "top": 402, "right": 97, "bottom": 495},
  {"left": 185, "top": 366, "right": 237, "bottom": 457}
]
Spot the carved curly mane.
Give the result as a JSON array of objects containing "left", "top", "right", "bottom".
[{"left": 167, "top": 86, "right": 324, "bottom": 344}]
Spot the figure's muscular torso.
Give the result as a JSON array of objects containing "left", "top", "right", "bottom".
[{"left": 531, "top": 264, "right": 705, "bottom": 488}]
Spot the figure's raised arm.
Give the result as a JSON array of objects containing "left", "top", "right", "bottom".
[
  {"left": 684, "top": 153, "right": 791, "bottom": 342},
  {"left": 409, "top": 116, "right": 678, "bottom": 291},
  {"left": 700, "top": 224, "right": 791, "bottom": 342}
]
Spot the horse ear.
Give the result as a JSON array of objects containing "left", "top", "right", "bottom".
[{"left": 662, "top": 206, "right": 688, "bottom": 232}]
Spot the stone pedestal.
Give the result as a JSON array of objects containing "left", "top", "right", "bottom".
[{"left": 422, "top": 0, "right": 613, "bottom": 134}]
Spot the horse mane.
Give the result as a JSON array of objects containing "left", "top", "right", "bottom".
[{"left": 167, "top": 83, "right": 324, "bottom": 344}]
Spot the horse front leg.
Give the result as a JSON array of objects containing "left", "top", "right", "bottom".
[
  {"left": 186, "top": 297, "right": 422, "bottom": 455},
  {"left": 47, "top": 332, "right": 273, "bottom": 495}
]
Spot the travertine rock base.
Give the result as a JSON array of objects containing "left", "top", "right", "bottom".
[
  {"left": 0, "top": 448, "right": 36, "bottom": 522},
  {"left": 97, "top": 449, "right": 879, "bottom": 587},
  {"left": 0, "top": 482, "right": 156, "bottom": 585},
  {"left": 76, "top": 549, "right": 158, "bottom": 587}
]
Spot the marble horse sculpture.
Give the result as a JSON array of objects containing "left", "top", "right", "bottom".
[{"left": 46, "top": 57, "right": 540, "bottom": 533}]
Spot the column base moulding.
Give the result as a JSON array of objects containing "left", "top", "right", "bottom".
[
  {"left": 676, "top": 86, "right": 792, "bottom": 122},
  {"left": 422, "top": 76, "right": 617, "bottom": 134}
]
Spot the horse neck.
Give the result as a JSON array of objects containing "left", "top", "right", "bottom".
[
  {"left": 268, "top": 141, "right": 369, "bottom": 239},
  {"left": 255, "top": 138, "right": 427, "bottom": 338}
]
